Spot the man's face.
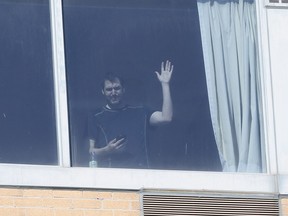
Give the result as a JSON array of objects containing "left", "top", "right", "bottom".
[{"left": 102, "top": 78, "right": 125, "bottom": 108}]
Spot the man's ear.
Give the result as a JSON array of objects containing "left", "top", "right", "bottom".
[{"left": 102, "top": 89, "right": 105, "bottom": 95}]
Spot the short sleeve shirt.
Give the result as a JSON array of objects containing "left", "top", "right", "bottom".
[{"left": 88, "top": 105, "right": 152, "bottom": 168}]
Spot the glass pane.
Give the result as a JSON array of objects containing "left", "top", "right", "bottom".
[
  {"left": 0, "top": 0, "right": 58, "bottom": 165},
  {"left": 63, "top": 0, "right": 221, "bottom": 170}
]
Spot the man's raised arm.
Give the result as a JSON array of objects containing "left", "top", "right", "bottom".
[{"left": 149, "top": 60, "right": 173, "bottom": 125}]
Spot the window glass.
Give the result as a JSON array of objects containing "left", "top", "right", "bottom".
[
  {"left": 63, "top": 0, "right": 263, "bottom": 172},
  {"left": 0, "top": 0, "right": 58, "bottom": 165},
  {"left": 63, "top": 0, "right": 221, "bottom": 171}
]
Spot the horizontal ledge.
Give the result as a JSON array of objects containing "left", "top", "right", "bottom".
[{"left": 0, "top": 164, "right": 278, "bottom": 194}]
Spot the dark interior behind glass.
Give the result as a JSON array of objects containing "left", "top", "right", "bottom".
[
  {"left": 63, "top": 0, "right": 221, "bottom": 171},
  {"left": 0, "top": 0, "right": 58, "bottom": 165}
]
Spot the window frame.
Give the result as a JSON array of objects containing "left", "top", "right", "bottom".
[
  {"left": 0, "top": 0, "right": 285, "bottom": 195},
  {"left": 50, "top": 0, "right": 70, "bottom": 167},
  {"left": 265, "top": 0, "right": 288, "bottom": 7}
]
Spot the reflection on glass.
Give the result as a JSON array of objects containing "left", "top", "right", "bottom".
[
  {"left": 0, "top": 0, "right": 57, "bottom": 165},
  {"left": 64, "top": 0, "right": 261, "bottom": 171}
]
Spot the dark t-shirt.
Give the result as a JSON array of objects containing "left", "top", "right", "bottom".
[{"left": 88, "top": 105, "right": 152, "bottom": 168}]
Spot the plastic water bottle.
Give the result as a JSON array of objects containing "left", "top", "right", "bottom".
[{"left": 89, "top": 152, "right": 97, "bottom": 168}]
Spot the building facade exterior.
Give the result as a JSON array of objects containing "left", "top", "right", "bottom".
[{"left": 1, "top": 0, "right": 288, "bottom": 215}]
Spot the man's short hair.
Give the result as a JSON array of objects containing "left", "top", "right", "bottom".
[{"left": 101, "top": 73, "right": 124, "bottom": 90}]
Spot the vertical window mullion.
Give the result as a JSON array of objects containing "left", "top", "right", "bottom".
[
  {"left": 255, "top": 0, "right": 279, "bottom": 175},
  {"left": 50, "top": 0, "right": 71, "bottom": 167}
]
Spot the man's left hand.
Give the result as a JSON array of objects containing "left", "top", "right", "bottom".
[{"left": 155, "top": 60, "right": 173, "bottom": 84}]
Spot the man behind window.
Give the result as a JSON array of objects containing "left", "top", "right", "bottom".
[{"left": 88, "top": 60, "right": 173, "bottom": 168}]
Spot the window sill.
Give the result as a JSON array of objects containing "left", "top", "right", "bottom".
[{"left": 0, "top": 164, "right": 278, "bottom": 194}]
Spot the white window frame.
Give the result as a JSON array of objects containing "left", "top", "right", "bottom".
[
  {"left": 264, "top": 0, "right": 288, "bottom": 194},
  {"left": 0, "top": 0, "right": 286, "bottom": 195},
  {"left": 50, "top": 0, "right": 71, "bottom": 168},
  {"left": 265, "top": 0, "right": 288, "bottom": 7}
]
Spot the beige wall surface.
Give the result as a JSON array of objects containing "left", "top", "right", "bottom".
[
  {"left": 282, "top": 198, "right": 288, "bottom": 216},
  {"left": 1, "top": 186, "right": 286, "bottom": 215},
  {"left": 0, "top": 187, "right": 140, "bottom": 216}
]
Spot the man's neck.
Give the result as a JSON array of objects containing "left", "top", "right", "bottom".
[{"left": 105, "top": 104, "right": 126, "bottom": 110}]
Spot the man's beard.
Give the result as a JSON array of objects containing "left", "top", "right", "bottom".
[{"left": 106, "top": 96, "right": 123, "bottom": 109}]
